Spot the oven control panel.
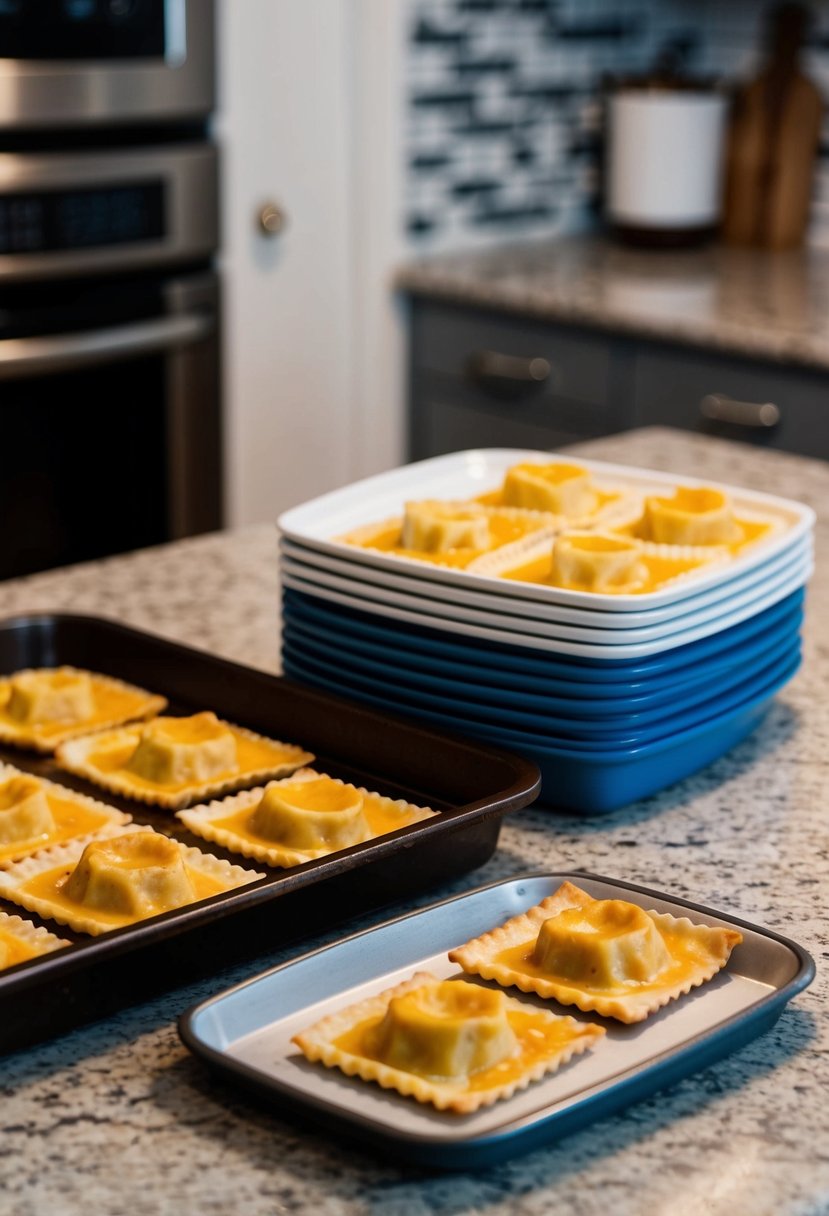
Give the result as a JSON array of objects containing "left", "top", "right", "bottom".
[
  {"left": 0, "top": 181, "right": 165, "bottom": 254},
  {"left": 0, "top": 0, "right": 166, "bottom": 60}
]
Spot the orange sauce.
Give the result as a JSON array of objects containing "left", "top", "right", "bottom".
[{"left": 501, "top": 552, "right": 706, "bottom": 593}]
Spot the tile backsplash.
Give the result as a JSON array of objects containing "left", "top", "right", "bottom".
[{"left": 405, "top": 0, "right": 829, "bottom": 250}]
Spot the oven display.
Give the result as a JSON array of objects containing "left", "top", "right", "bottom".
[
  {"left": 0, "top": 0, "right": 166, "bottom": 60},
  {"left": 0, "top": 182, "right": 165, "bottom": 254}
]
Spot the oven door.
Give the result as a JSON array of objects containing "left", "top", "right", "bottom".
[
  {"left": 0, "top": 269, "right": 221, "bottom": 580},
  {"left": 0, "top": 0, "right": 214, "bottom": 129}
]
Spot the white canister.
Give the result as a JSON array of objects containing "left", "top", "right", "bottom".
[{"left": 607, "top": 89, "right": 729, "bottom": 238}]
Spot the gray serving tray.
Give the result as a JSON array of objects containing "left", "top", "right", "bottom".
[{"left": 180, "top": 871, "right": 815, "bottom": 1168}]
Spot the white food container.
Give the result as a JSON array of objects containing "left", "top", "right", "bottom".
[{"left": 607, "top": 88, "right": 728, "bottom": 235}]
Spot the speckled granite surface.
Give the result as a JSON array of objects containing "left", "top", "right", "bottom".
[
  {"left": 0, "top": 429, "right": 826, "bottom": 1216},
  {"left": 398, "top": 236, "right": 829, "bottom": 371}
]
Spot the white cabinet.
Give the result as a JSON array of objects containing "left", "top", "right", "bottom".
[{"left": 216, "top": 0, "right": 407, "bottom": 526}]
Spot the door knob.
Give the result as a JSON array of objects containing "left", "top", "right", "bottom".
[{"left": 257, "top": 202, "right": 288, "bottom": 236}]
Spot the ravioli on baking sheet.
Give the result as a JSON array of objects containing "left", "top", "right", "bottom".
[
  {"left": 291, "top": 971, "right": 605, "bottom": 1113},
  {"left": 0, "top": 763, "right": 131, "bottom": 864},
  {"left": 448, "top": 881, "right": 743, "bottom": 1024},
  {"left": 0, "top": 827, "right": 264, "bottom": 935},
  {"left": 177, "top": 769, "right": 438, "bottom": 867},
  {"left": 54, "top": 711, "right": 314, "bottom": 809},
  {"left": 0, "top": 667, "right": 167, "bottom": 752},
  {"left": 0, "top": 911, "right": 71, "bottom": 971}
]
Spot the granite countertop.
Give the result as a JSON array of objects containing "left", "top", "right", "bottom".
[
  {"left": 1, "top": 428, "right": 827, "bottom": 1216},
  {"left": 397, "top": 235, "right": 829, "bottom": 371}
]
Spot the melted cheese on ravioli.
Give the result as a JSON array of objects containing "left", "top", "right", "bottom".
[
  {"left": 0, "top": 776, "right": 55, "bottom": 845},
  {"left": 448, "top": 881, "right": 744, "bottom": 1023},
  {"left": 6, "top": 669, "right": 94, "bottom": 725},
  {"left": 401, "top": 501, "right": 490, "bottom": 554},
  {"left": 643, "top": 486, "right": 741, "bottom": 546},
  {"left": 342, "top": 512, "right": 543, "bottom": 569},
  {"left": 362, "top": 980, "right": 516, "bottom": 1078},
  {"left": 551, "top": 532, "right": 649, "bottom": 592},
  {"left": 531, "top": 900, "right": 672, "bottom": 987},
  {"left": 249, "top": 776, "right": 370, "bottom": 849},
  {"left": 292, "top": 969, "right": 605, "bottom": 1111},
  {"left": 23, "top": 836, "right": 224, "bottom": 929},
  {"left": 500, "top": 462, "right": 599, "bottom": 516},
  {"left": 85, "top": 729, "right": 289, "bottom": 796},
  {"left": 126, "top": 712, "right": 237, "bottom": 785}
]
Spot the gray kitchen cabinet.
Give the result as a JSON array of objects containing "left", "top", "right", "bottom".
[
  {"left": 634, "top": 345, "right": 829, "bottom": 457},
  {"left": 408, "top": 299, "right": 635, "bottom": 460},
  {"left": 407, "top": 297, "right": 829, "bottom": 460}
]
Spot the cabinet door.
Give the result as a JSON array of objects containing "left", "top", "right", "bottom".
[
  {"left": 409, "top": 301, "right": 635, "bottom": 460},
  {"left": 410, "top": 371, "right": 596, "bottom": 460},
  {"left": 635, "top": 346, "right": 829, "bottom": 458}
]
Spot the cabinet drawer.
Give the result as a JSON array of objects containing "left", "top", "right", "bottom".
[
  {"left": 635, "top": 347, "right": 829, "bottom": 458},
  {"left": 410, "top": 371, "right": 622, "bottom": 463},
  {"left": 412, "top": 300, "right": 610, "bottom": 407}
]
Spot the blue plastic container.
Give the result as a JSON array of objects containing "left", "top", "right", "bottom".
[
  {"left": 284, "top": 639, "right": 800, "bottom": 748},
  {"left": 282, "top": 652, "right": 800, "bottom": 813},
  {"left": 281, "top": 618, "right": 800, "bottom": 727},
  {"left": 282, "top": 586, "right": 805, "bottom": 684}
]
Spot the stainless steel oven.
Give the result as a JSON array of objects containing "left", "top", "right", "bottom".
[
  {"left": 0, "top": 0, "right": 214, "bottom": 128},
  {"left": 0, "top": 141, "right": 221, "bottom": 580}
]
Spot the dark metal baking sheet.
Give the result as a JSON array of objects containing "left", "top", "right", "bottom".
[
  {"left": 0, "top": 613, "right": 540, "bottom": 1054},
  {"left": 179, "top": 871, "right": 815, "bottom": 1169}
]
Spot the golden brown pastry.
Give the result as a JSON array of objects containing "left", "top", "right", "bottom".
[
  {"left": 0, "top": 911, "right": 70, "bottom": 971},
  {"left": 448, "top": 881, "right": 743, "bottom": 1024},
  {"left": 55, "top": 712, "right": 314, "bottom": 809},
  {"left": 0, "top": 667, "right": 167, "bottom": 752},
  {"left": 0, "top": 763, "right": 131, "bottom": 864},
  {"left": 292, "top": 971, "right": 605, "bottom": 1112},
  {"left": 0, "top": 827, "right": 264, "bottom": 935},
  {"left": 177, "top": 769, "right": 437, "bottom": 867}
]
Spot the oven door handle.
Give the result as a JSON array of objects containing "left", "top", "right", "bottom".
[{"left": 0, "top": 312, "right": 214, "bottom": 380}]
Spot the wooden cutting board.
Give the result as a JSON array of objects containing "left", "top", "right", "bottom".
[{"left": 722, "top": 4, "right": 823, "bottom": 249}]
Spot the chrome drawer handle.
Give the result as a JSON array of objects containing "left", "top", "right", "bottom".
[
  {"left": 466, "top": 350, "right": 552, "bottom": 386},
  {"left": 700, "top": 393, "right": 781, "bottom": 429}
]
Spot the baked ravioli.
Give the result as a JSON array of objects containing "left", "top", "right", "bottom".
[
  {"left": 177, "top": 769, "right": 437, "bottom": 867},
  {"left": 54, "top": 712, "right": 314, "bottom": 809},
  {"left": 499, "top": 462, "right": 601, "bottom": 517},
  {"left": 0, "top": 827, "right": 264, "bottom": 935},
  {"left": 292, "top": 971, "right": 604, "bottom": 1113},
  {"left": 0, "top": 667, "right": 167, "bottom": 753},
  {"left": 479, "top": 528, "right": 727, "bottom": 595},
  {"left": 448, "top": 881, "right": 743, "bottom": 1024},
  {"left": 0, "top": 911, "right": 70, "bottom": 971},
  {"left": 635, "top": 486, "right": 776, "bottom": 552},
  {"left": 341, "top": 502, "right": 553, "bottom": 570},
  {"left": 0, "top": 762, "right": 131, "bottom": 864}
]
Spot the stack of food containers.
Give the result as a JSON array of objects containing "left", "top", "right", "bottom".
[{"left": 278, "top": 450, "right": 813, "bottom": 813}]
